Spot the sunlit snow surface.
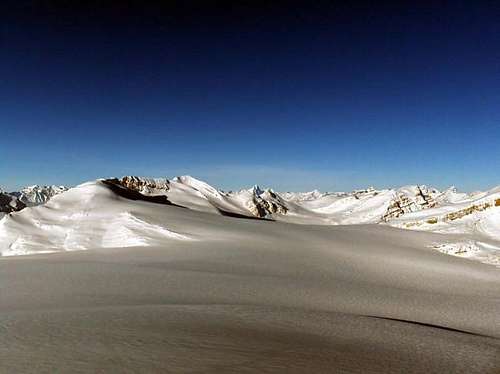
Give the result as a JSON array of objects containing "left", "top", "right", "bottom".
[
  {"left": 429, "top": 241, "right": 500, "bottom": 267},
  {"left": 0, "top": 182, "right": 194, "bottom": 256},
  {"left": 1, "top": 176, "right": 500, "bottom": 267}
]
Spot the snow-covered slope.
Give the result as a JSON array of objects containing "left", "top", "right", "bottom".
[
  {"left": 104, "top": 176, "right": 500, "bottom": 266},
  {"left": 108, "top": 177, "right": 452, "bottom": 225},
  {"left": 1, "top": 175, "right": 500, "bottom": 266},
  {"left": 0, "top": 181, "right": 193, "bottom": 256},
  {"left": 2, "top": 194, "right": 500, "bottom": 373},
  {"left": 106, "top": 176, "right": 500, "bottom": 234},
  {"left": 111, "top": 176, "right": 288, "bottom": 219},
  {"left": 3, "top": 176, "right": 475, "bottom": 226},
  {"left": 388, "top": 186, "right": 500, "bottom": 236}
]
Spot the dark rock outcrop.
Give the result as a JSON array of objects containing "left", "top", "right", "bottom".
[
  {"left": 382, "top": 186, "right": 437, "bottom": 221},
  {"left": 0, "top": 193, "right": 26, "bottom": 214}
]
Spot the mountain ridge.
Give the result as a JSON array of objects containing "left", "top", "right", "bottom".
[
  {"left": 1, "top": 175, "right": 500, "bottom": 265},
  {"left": 3, "top": 175, "right": 499, "bottom": 223}
]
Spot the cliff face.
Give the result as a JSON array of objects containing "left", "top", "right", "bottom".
[
  {"left": 352, "top": 187, "right": 378, "bottom": 200},
  {"left": 0, "top": 193, "right": 26, "bottom": 214},
  {"left": 15, "top": 185, "right": 69, "bottom": 206},
  {"left": 382, "top": 186, "right": 437, "bottom": 221},
  {"left": 249, "top": 187, "right": 288, "bottom": 218},
  {"left": 116, "top": 176, "right": 170, "bottom": 195},
  {"left": 1, "top": 185, "right": 66, "bottom": 217}
]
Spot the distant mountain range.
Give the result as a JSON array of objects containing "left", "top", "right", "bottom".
[
  {"left": 1, "top": 185, "right": 68, "bottom": 210},
  {"left": 1, "top": 176, "right": 499, "bottom": 264},
  {"left": 1, "top": 176, "right": 499, "bottom": 226}
]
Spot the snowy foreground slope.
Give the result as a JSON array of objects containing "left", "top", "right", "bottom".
[
  {"left": 0, "top": 184, "right": 67, "bottom": 219},
  {"left": 1, "top": 176, "right": 500, "bottom": 265},
  {"left": 1, "top": 177, "right": 500, "bottom": 372}
]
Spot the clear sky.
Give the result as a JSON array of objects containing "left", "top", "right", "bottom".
[{"left": 1, "top": 1, "right": 499, "bottom": 192}]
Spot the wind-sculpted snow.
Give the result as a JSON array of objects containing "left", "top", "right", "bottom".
[
  {"left": 387, "top": 187, "right": 500, "bottom": 265},
  {"left": 0, "top": 182, "right": 194, "bottom": 256},
  {"left": 112, "top": 176, "right": 435, "bottom": 224},
  {"left": 2, "top": 191, "right": 500, "bottom": 372},
  {"left": 102, "top": 176, "right": 500, "bottom": 266},
  {"left": 2, "top": 175, "right": 500, "bottom": 265}
]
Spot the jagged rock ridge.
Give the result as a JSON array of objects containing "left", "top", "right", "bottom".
[
  {"left": 382, "top": 186, "right": 438, "bottom": 221},
  {"left": 0, "top": 193, "right": 26, "bottom": 215},
  {"left": 12, "top": 185, "right": 69, "bottom": 206},
  {"left": 117, "top": 176, "right": 170, "bottom": 195}
]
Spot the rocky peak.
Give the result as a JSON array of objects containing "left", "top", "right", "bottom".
[
  {"left": 0, "top": 192, "right": 26, "bottom": 214},
  {"left": 252, "top": 185, "right": 265, "bottom": 197},
  {"left": 249, "top": 187, "right": 288, "bottom": 218},
  {"left": 353, "top": 187, "right": 377, "bottom": 199},
  {"left": 16, "top": 185, "right": 69, "bottom": 206},
  {"left": 117, "top": 176, "right": 170, "bottom": 195},
  {"left": 382, "top": 185, "right": 437, "bottom": 221}
]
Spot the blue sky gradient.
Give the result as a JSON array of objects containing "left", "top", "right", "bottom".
[{"left": 1, "top": 1, "right": 500, "bottom": 192}]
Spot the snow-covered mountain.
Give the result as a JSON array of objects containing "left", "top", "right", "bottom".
[
  {"left": 0, "top": 184, "right": 69, "bottom": 219},
  {"left": 107, "top": 176, "right": 452, "bottom": 225},
  {"left": 2, "top": 176, "right": 498, "bottom": 228},
  {"left": 11, "top": 185, "right": 69, "bottom": 206},
  {"left": 0, "top": 181, "right": 193, "bottom": 256},
  {"left": 1, "top": 175, "right": 499, "bottom": 265},
  {"left": 389, "top": 186, "right": 500, "bottom": 239},
  {"left": 109, "top": 175, "right": 289, "bottom": 219}
]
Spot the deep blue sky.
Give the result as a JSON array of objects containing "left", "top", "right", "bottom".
[{"left": 1, "top": 1, "right": 500, "bottom": 192}]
